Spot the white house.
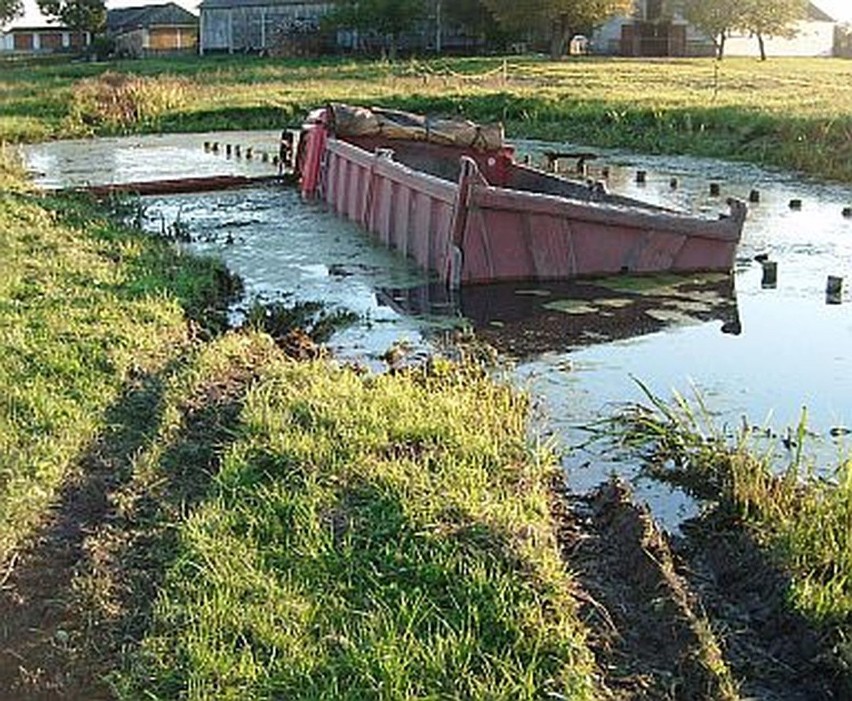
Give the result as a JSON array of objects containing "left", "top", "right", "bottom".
[
  {"left": 592, "top": 0, "right": 837, "bottom": 58},
  {"left": 1, "top": 0, "right": 90, "bottom": 53}
]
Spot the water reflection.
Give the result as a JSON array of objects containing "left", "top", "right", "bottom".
[{"left": 379, "top": 274, "right": 741, "bottom": 359}]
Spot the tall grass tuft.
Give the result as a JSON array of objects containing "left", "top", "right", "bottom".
[{"left": 66, "top": 71, "right": 189, "bottom": 134}]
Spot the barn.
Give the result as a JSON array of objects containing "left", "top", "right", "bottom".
[
  {"left": 1, "top": 0, "right": 90, "bottom": 54},
  {"left": 198, "top": 0, "right": 333, "bottom": 55},
  {"left": 107, "top": 3, "right": 199, "bottom": 58}
]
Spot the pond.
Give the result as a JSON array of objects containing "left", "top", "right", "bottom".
[{"left": 22, "top": 132, "right": 852, "bottom": 528}]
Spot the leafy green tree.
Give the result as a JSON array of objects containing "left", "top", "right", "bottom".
[
  {"left": 443, "top": 0, "right": 516, "bottom": 49},
  {"left": 325, "top": 0, "right": 424, "bottom": 58},
  {"left": 740, "top": 0, "right": 808, "bottom": 60},
  {"left": 483, "top": 0, "right": 632, "bottom": 59},
  {"left": 37, "top": 0, "right": 105, "bottom": 34},
  {"left": 682, "top": 0, "right": 743, "bottom": 59},
  {"left": 1, "top": 0, "right": 23, "bottom": 25}
]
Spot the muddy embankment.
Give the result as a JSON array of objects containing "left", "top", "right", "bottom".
[{"left": 555, "top": 478, "right": 846, "bottom": 700}]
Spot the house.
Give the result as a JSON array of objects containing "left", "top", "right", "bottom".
[
  {"left": 198, "top": 0, "right": 333, "bottom": 55},
  {"left": 1, "top": 0, "right": 90, "bottom": 54},
  {"left": 593, "top": 1, "right": 837, "bottom": 58},
  {"left": 107, "top": 3, "right": 199, "bottom": 57}
]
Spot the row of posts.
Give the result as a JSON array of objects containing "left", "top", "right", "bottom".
[
  {"left": 759, "top": 260, "right": 844, "bottom": 305},
  {"left": 633, "top": 169, "right": 852, "bottom": 218},
  {"left": 543, "top": 156, "right": 851, "bottom": 219},
  {"left": 203, "top": 140, "right": 280, "bottom": 168}
]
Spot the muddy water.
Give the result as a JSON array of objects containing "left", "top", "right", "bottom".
[{"left": 21, "top": 134, "right": 852, "bottom": 528}]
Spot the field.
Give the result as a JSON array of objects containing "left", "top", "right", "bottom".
[
  {"left": 2, "top": 53, "right": 852, "bottom": 697},
  {"left": 1, "top": 54, "right": 852, "bottom": 179}
]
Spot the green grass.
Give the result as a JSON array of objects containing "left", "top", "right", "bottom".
[
  {"left": 0, "top": 151, "right": 238, "bottom": 562},
  {"left": 114, "top": 351, "right": 595, "bottom": 699},
  {"left": 2, "top": 54, "right": 852, "bottom": 179}
]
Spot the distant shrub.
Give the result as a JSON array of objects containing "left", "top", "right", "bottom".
[{"left": 66, "top": 71, "right": 189, "bottom": 133}]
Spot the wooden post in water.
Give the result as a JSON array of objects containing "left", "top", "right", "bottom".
[
  {"left": 749, "top": 189, "right": 760, "bottom": 203},
  {"left": 636, "top": 170, "right": 647, "bottom": 184},
  {"left": 710, "top": 182, "right": 720, "bottom": 196},
  {"left": 827, "top": 275, "right": 843, "bottom": 304},
  {"left": 761, "top": 261, "right": 778, "bottom": 288}
]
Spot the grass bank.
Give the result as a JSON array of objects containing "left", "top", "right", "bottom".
[
  {"left": 2, "top": 54, "right": 851, "bottom": 180},
  {"left": 0, "top": 152, "right": 597, "bottom": 697}
]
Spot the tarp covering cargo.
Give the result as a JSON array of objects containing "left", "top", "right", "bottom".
[{"left": 328, "top": 103, "right": 504, "bottom": 152}]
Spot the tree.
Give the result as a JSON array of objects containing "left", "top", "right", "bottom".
[
  {"left": 682, "top": 0, "right": 743, "bottom": 59},
  {"left": 483, "top": 0, "right": 632, "bottom": 59},
  {"left": 325, "top": 0, "right": 424, "bottom": 58},
  {"left": 441, "top": 0, "right": 519, "bottom": 51},
  {"left": 37, "top": 0, "right": 105, "bottom": 35},
  {"left": 740, "top": 0, "right": 808, "bottom": 60},
  {"left": 1, "top": 0, "right": 23, "bottom": 25}
]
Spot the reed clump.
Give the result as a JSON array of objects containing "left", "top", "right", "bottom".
[
  {"left": 66, "top": 71, "right": 189, "bottom": 133},
  {"left": 613, "top": 385, "right": 852, "bottom": 625}
]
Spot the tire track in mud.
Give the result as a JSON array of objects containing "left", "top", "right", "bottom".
[
  {"left": 0, "top": 338, "right": 267, "bottom": 700},
  {"left": 556, "top": 479, "right": 737, "bottom": 700},
  {"left": 556, "top": 478, "right": 847, "bottom": 700}
]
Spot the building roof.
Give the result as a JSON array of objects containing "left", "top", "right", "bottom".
[
  {"left": 807, "top": 2, "right": 835, "bottom": 22},
  {"left": 107, "top": 2, "right": 197, "bottom": 34}
]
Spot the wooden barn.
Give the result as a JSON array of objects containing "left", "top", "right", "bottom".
[{"left": 107, "top": 3, "right": 199, "bottom": 58}]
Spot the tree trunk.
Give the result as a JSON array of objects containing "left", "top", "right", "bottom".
[
  {"left": 757, "top": 32, "right": 766, "bottom": 61},
  {"left": 717, "top": 31, "right": 726, "bottom": 60},
  {"left": 549, "top": 15, "right": 569, "bottom": 60}
]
